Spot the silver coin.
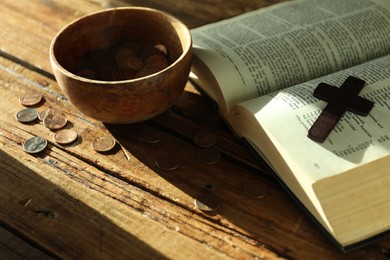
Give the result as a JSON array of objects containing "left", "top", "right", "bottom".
[
  {"left": 242, "top": 181, "right": 269, "bottom": 199},
  {"left": 194, "top": 193, "right": 221, "bottom": 212},
  {"left": 155, "top": 153, "right": 181, "bottom": 170},
  {"left": 196, "top": 147, "right": 221, "bottom": 164},
  {"left": 16, "top": 108, "right": 38, "bottom": 123},
  {"left": 139, "top": 128, "right": 164, "bottom": 143},
  {"left": 23, "top": 136, "right": 48, "bottom": 154},
  {"left": 193, "top": 130, "right": 217, "bottom": 148}
]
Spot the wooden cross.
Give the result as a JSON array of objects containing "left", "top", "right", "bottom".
[{"left": 308, "top": 76, "right": 374, "bottom": 143}]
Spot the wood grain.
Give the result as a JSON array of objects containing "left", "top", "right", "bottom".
[
  {"left": 0, "top": 225, "right": 55, "bottom": 260},
  {"left": 0, "top": 1, "right": 389, "bottom": 259}
]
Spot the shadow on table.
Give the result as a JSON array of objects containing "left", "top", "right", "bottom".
[
  {"left": 104, "top": 91, "right": 390, "bottom": 259},
  {"left": 104, "top": 118, "right": 341, "bottom": 259},
  {"left": 0, "top": 150, "right": 166, "bottom": 259}
]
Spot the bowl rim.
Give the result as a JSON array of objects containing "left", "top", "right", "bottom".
[{"left": 49, "top": 6, "right": 192, "bottom": 85}]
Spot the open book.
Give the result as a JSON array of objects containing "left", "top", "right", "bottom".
[{"left": 190, "top": 0, "right": 390, "bottom": 250}]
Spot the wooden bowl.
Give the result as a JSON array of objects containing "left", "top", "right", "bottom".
[{"left": 50, "top": 7, "right": 192, "bottom": 124}]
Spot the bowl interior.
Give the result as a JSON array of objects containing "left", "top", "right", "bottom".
[{"left": 52, "top": 8, "right": 189, "bottom": 79}]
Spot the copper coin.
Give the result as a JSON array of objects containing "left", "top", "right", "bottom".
[
  {"left": 100, "top": 68, "right": 136, "bottom": 81},
  {"left": 19, "top": 92, "right": 42, "bottom": 106},
  {"left": 196, "top": 147, "right": 221, "bottom": 164},
  {"left": 76, "top": 68, "right": 98, "bottom": 79},
  {"left": 54, "top": 129, "right": 78, "bottom": 145},
  {"left": 115, "top": 41, "right": 142, "bottom": 56},
  {"left": 242, "top": 181, "right": 269, "bottom": 199},
  {"left": 15, "top": 108, "right": 38, "bottom": 123},
  {"left": 144, "top": 54, "right": 168, "bottom": 66},
  {"left": 194, "top": 193, "right": 221, "bottom": 212},
  {"left": 38, "top": 108, "right": 61, "bottom": 121},
  {"left": 91, "top": 136, "right": 116, "bottom": 152},
  {"left": 140, "top": 44, "right": 167, "bottom": 61},
  {"left": 43, "top": 113, "right": 67, "bottom": 130},
  {"left": 193, "top": 130, "right": 217, "bottom": 148},
  {"left": 154, "top": 44, "right": 168, "bottom": 56},
  {"left": 117, "top": 54, "right": 143, "bottom": 71},
  {"left": 135, "top": 61, "right": 168, "bottom": 78},
  {"left": 140, "top": 128, "right": 164, "bottom": 143},
  {"left": 155, "top": 153, "right": 181, "bottom": 170},
  {"left": 23, "top": 136, "right": 47, "bottom": 154}
]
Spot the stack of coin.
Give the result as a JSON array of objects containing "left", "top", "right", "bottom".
[
  {"left": 39, "top": 108, "right": 68, "bottom": 130},
  {"left": 75, "top": 39, "right": 170, "bottom": 81}
]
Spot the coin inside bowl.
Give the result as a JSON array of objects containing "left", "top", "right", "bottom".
[{"left": 50, "top": 7, "right": 192, "bottom": 124}]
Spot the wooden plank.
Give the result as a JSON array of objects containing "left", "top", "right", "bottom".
[
  {"left": 0, "top": 225, "right": 55, "bottom": 260},
  {"left": 0, "top": 0, "right": 266, "bottom": 174},
  {"left": 0, "top": 58, "right": 283, "bottom": 258},
  {"left": 1, "top": 0, "right": 101, "bottom": 74},
  {"left": 1, "top": 52, "right": 389, "bottom": 259},
  {"left": 0, "top": 126, "right": 232, "bottom": 259},
  {"left": 0, "top": 0, "right": 389, "bottom": 259},
  {"left": 88, "top": 0, "right": 286, "bottom": 27},
  {"left": 1, "top": 57, "right": 284, "bottom": 257},
  {"left": 0, "top": 0, "right": 286, "bottom": 76}
]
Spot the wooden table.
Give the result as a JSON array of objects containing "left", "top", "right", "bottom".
[{"left": 1, "top": 0, "right": 389, "bottom": 259}]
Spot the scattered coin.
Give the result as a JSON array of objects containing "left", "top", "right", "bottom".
[
  {"left": 196, "top": 147, "right": 221, "bottom": 164},
  {"left": 54, "top": 129, "right": 78, "bottom": 145},
  {"left": 194, "top": 193, "right": 221, "bottom": 212},
  {"left": 38, "top": 108, "right": 61, "bottom": 121},
  {"left": 15, "top": 108, "right": 38, "bottom": 123},
  {"left": 38, "top": 110, "right": 47, "bottom": 121},
  {"left": 91, "top": 136, "right": 116, "bottom": 152},
  {"left": 43, "top": 113, "right": 67, "bottom": 130},
  {"left": 155, "top": 153, "right": 181, "bottom": 170},
  {"left": 19, "top": 92, "right": 42, "bottom": 106},
  {"left": 193, "top": 130, "right": 217, "bottom": 148},
  {"left": 23, "top": 136, "right": 48, "bottom": 154},
  {"left": 242, "top": 181, "right": 269, "bottom": 199},
  {"left": 139, "top": 128, "right": 164, "bottom": 143}
]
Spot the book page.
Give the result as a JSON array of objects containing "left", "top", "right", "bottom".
[
  {"left": 191, "top": 0, "right": 390, "bottom": 113},
  {"left": 233, "top": 55, "right": 390, "bottom": 183}
]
